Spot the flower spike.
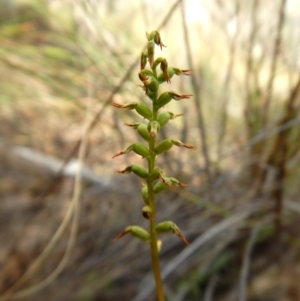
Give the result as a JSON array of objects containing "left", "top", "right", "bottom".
[{"left": 112, "top": 31, "right": 194, "bottom": 299}]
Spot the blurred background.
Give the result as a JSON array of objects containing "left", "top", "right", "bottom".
[{"left": 1, "top": 0, "right": 300, "bottom": 300}]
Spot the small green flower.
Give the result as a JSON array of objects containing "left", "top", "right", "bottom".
[
  {"left": 117, "top": 164, "right": 149, "bottom": 179},
  {"left": 148, "top": 120, "right": 161, "bottom": 137},
  {"left": 113, "top": 225, "right": 150, "bottom": 242},
  {"left": 139, "top": 73, "right": 159, "bottom": 94},
  {"left": 142, "top": 205, "right": 153, "bottom": 220},
  {"left": 147, "top": 40, "right": 155, "bottom": 67},
  {"left": 155, "top": 221, "right": 190, "bottom": 245},
  {"left": 160, "top": 58, "right": 170, "bottom": 83},
  {"left": 153, "top": 181, "right": 168, "bottom": 194},
  {"left": 154, "top": 138, "right": 196, "bottom": 154},
  {"left": 152, "top": 57, "right": 165, "bottom": 70},
  {"left": 146, "top": 30, "right": 166, "bottom": 50},
  {"left": 141, "top": 185, "right": 149, "bottom": 204},
  {"left": 112, "top": 143, "right": 149, "bottom": 158},
  {"left": 157, "top": 111, "right": 183, "bottom": 127},
  {"left": 124, "top": 123, "right": 151, "bottom": 142},
  {"left": 135, "top": 103, "right": 153, "bottom": 119},
  {"left": 157, "top": 67, "right": 192, "bottom": 83},
  {"left": 149, "top": 167, "right": 164, "bottom": 181},
  {"left": 155, "top": 92, "right": 193, "bottom": 109},
  {"left": 154, "top": 139, "right": 174, "bottom": 154},
  {"left": 112, "top": 102, "right": 152, "bottom": 119}
]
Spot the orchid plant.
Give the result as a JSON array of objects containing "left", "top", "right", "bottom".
[{"left": 112, "top": 30, "right": 195, "bottom": 301}]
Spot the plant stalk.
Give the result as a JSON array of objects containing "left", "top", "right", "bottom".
[{"left": 147, "top": 108, "right": 165, "bottom": 301}]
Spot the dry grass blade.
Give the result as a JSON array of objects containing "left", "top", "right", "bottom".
[
  {"left": 262, "top": 0, "right": 287, "bottom": 124},
  {"left": 238, "top": 222, "right": 263, "bottom": 301},
  {"left": 0, "top": 83, "right": 93, "bottom": 301},
  {"left": 180, "top": 0, "right": 213, "bottom": 193}
]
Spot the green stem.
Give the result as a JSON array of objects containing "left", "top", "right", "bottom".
[{"left": 147, "top": 109, "right": 165, "bottom": 301}]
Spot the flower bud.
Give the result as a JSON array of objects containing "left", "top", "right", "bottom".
[
  {"left": 168, "top": 177, "right": 189, "bottom": 188},
  {"left": 117, "top": 164, "right": 149, "bottom": 179},
  {"left": 141, "top": 185, "right": 149, "bottom": 204},
  {"left": 113, "top": 225, "right": 150, "bottom": 242},
  {"left": 148, "top": 120, "right": 161, "bottom": 137},
  {"left": 140, "top": 76, "right": 159, "bottom": 94},
  {"left": 140, "top": 69, "right": 154, "bottom": 77},
  {"left": 157, "top": 111, "right": 183, "bottom": 127},
  {"left": 146, "top": 31, "right": 156, "bottom": 41},
  {"left": 154, "top": 139, "right": 173, "bottom": 154},
  {"left": 157, "top": 67, "right": 175, "bottom": 83},
  {"left": 133, "top": 142, "right": 149, "bottom": 158},
  {"left": 155, "top": 221, "right": 174, "bottom": 232},
  {"left": 131, "top": 164, "right": 149, "bottom": 178},
  {"left": 157, "top": 174, "right": 175, "bottom": 190},
  {"left": 155, "top": 221, "right": 190, "bottom": 245},
  {"left": 112, "top": 101, "right": 152, "bottom": 119},
  {"left": 152, "top": 57, "right": 165, "bottom": 70},
  {"left": 157, "top": 112, "right": 171, "bottom": 127},
  {"left": 147, "top": 77, "right": 159, "bottom": 93},
  {"left": 155, "top": 92, "right": 192, "bottom": 109},
  {"left": 157, "top": 68, "right": 192, "bottom": 83},
  {"left": 155, "top": 92, "right": 172, "bottom": 109},
  {"left": 159, "top": 176, "right": 188, "bottom": 190},
  {"left": 146, "top": 90, "right": 157, "bottom": 102},
  {"left": 112, "top": 143, "right": 149, "bottom": 158},
  {"left": 111, "top": 102, "right": 137, "bottom": 110},
  {"left": 146, "top": 30, "right": 166, "bottom": 50},
  {"left": 138, "top": 72, "right": 148, "bottom": 83},
  {"left": 153, "top": 180, "right": 168, "bottom": 194},
  {"left": 160, "top": 58, "right": 170, "bottom": 83},
  {"left": 142, "top": 205, "right": 153, "bottom": 220},
  {"left": 153, "top": 31, "right": 166, "bottom": 50},
  {"left": 154, "top": 138, "right": 196, "bottom": 155},
  {"left": 124, "top": 123, "right": 150, "bottom": 142},
  {"left": 135, "top": 103, "right": 152, "bottom": 119},
  {"left": 147, "top": 40, "right": 155, "bottom": 67},
  {"left": 137, "top": 123, "right": 151, "bottom": 141},
  {"left": 149, "top": 168, "right": 163, "bottom": 181}
]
